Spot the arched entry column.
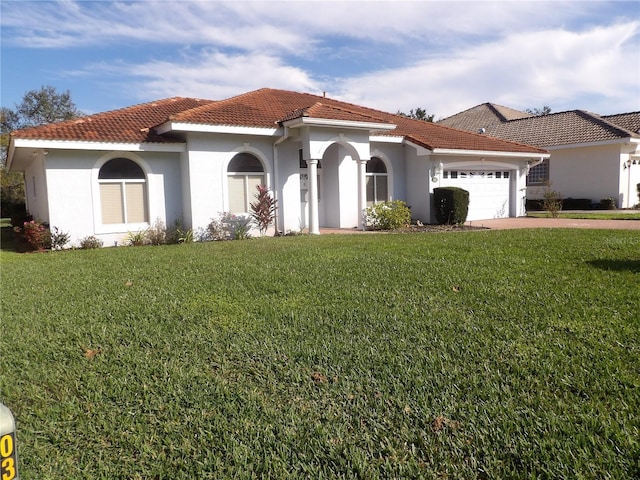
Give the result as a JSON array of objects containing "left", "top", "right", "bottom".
[
  {"left": 357, "top": 158, "right": 368, "bottom": 230},
  {"left": 306, "top": 159, "right": 320, "bottom": 234}
]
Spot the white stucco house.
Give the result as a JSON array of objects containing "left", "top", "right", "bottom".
[
  {"left": 7, "top": 88, "right": 548, "bottom": 246},
  {"left": 439, "top": 104, "right": 640, "bottom": 209}
]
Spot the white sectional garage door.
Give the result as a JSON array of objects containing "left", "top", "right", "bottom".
[{"left": 440, "top": 170, "right": 511, "bottom": 220}]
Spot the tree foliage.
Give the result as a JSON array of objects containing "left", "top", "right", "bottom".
[
  {"left": 1, "top": 86, "right": 83, "bottom": 217},
  {"left": 525, "top": 105, "right": 552, "bottom": 116},
  {"left": 6, "top": 85, "right": 83, "bottom": 131},
  {"left": 397, "top": 107, "right": 435, "bottom": 122}
]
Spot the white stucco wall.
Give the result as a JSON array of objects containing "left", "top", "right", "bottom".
[
  {"left": 22, "top": 152, "right": 49, "bottom": 223},
  {"left": 527, "top": 143, "right": 623, "bottom": 206},
  {"left": 274, "top": 139, "right": 303, "bottom": 234},
  {"left": 184, "top": 133, "right": 275, "bottom": 233},
  {"left": 41, "top": 149, "right": 182, "bottom": 247},
  {"left": 404, "top": 147, "right": 432, "bottom": 223}
]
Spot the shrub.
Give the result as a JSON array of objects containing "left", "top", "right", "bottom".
[
  {"left": 599, "top": 197, "right": 616, "bottom": 210},
  {"left": 206, "top": 212, "right": 252, "bottom": 240},
  {"left": 50, "top": 226, "right": 70, "bottom": 250},
  {"left": 146, "top": 218, "right": 167, "bottom": 245},
  {"left": 10, "top": 210, "right": 32, "bottom": 229},
  {"left": 126, "top": 229, "right": 148, "bottom": 246},
  {"left": 5, "top": 203, "right": 28, "bottom": 227},
  {"left": 80, "top": 236, "right": 103, "bottom": 249},
  {"left": 364, "top": 200, "right": 411, "bottom": 230},
  {"left": 525, "top": 199, "right": 544, "bottom": 211},
  {"left": 434, "top": 187, "right": 469, "bottom": 225},
  {"left": 250, "top": 184, "right": 277, "bottom": 236},
  {"left": 13, "top": 220, "right": 51, "bottom": 251},
  {"left": 562, "top": 198, "right": 592, "bottom": 210},
  {"left": 541, "top": 184, "right": 562, "bottom": 218},
  {"left": 167, "top": 219, "right": 193, "bottom": 244}
]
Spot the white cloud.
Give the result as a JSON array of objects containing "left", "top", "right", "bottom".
[
  {"left": 337, "top": 20, "right": 640, "bottom": 117},
  {"left": 85, "top": 50, "right": 321, "bottom": 100},
  {"left": 2, "top": 1, "right": 638, "bottom": 117}
]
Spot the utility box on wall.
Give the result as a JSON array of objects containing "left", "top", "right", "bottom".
[{"left": 0, "top": 403, "right": 19, "bottom": 480}]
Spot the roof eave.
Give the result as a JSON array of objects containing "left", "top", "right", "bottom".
[
  {"left": 431, "top": 148, "right": 550, "bottom": 159},
  {"left": 544, "top": 137, "right": 638, "bottom": 150},
  {"left": 10, "top": 138, "right": 187, "bottom": 153},
  {"left": 157, "top": 121, "right": 281, "bottom": 136},
  {"left": 282, "top": 116, "right": 396, "bottom": 132}
]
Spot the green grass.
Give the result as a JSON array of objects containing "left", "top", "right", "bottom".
[
  {"left": 1, "top": 230, "right": 639, "bottom": 479},
  {"left": 528, "top": 211, "right": 640, "bottom": 220}
]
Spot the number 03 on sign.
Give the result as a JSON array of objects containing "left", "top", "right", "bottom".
[
  {"left": 0, "top": 404, "right": 18, "bottom": 480},
  {"left": 0, "top": 433, "right": 17, "bottom": 480}
]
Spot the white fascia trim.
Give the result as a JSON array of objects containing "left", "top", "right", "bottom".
[
  {"left": 545, "top": 137, "right": 633, "bottom": 150},
  {"left": 12, "top": 138, "right": 186, "bottom": 152},
  {"left": 283, "top": 117, "right": 396, "bottom": 132},
  {"left": 157, "top": 121, "right": 280, "bottom": 136},
  {"left": 404, "top": 140, "right": 432, "bottom": 156},
  {"left": 371, "top": 135, "right": 404, "bottom": 144},
  {"left": 431, "top": 148, "right": 550, "bottom": 159}
]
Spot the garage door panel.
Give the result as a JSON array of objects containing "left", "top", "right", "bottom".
[{"left": 440, "top": 170, "right": 511, "bottom": 221}]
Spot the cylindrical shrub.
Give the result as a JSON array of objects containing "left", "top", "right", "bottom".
[{"left": 434, "top": 187, "right": 469, "bottom": 225}]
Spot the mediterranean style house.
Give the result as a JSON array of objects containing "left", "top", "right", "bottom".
[
  {"left": 439, "top": 104, "right": 640, "bottom": 209},
  {"left": 7, "top": 88, "right": 548, "bottom": 246}
]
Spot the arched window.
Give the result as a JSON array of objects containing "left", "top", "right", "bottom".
[
  {"left": 227, "top": 153, "right": 265, "bottom": 213},
  {"left": 366, "top": 157, "right": 388, "bottom": 206},
  {"left": 98, "top": 158, "right": 148, "bottom": 224}
]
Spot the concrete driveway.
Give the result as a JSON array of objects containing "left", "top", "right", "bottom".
[{"left": 465, "top": 215, "right": 640, "bottom": 230}]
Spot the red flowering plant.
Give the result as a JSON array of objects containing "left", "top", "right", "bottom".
[
  {"left": 250, "top": 185, "right": 277, "bottom": 236},
  {"left": 14, "top": 220, "right": 52, "bottom": 251}
]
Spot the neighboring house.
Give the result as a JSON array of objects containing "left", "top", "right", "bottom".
[
  {"left": 7, "top": 88, "right": 547, "bottom": 246},
  {"left": 439, "top": 103, "right": 640, "bottom": 208}
]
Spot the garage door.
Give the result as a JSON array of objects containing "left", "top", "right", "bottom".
[{"left": 440, "top": 170, "right": 511, "bottom": 220}]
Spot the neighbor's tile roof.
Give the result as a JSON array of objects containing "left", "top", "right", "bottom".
[
  {"left": 479, "top": 111, "right": 639, "bottom": 147},
  {"left": 439, "top": 104, "right": 640, "bottom": 147},
  {"left": 602, "top": 111, "right": 640, "bottom": 134},
  {"left": 438, "top": 103, "right": 531, "bottom": 131},
  {"left": 10, "top": 97, "right": 215, "bottom": 144},
  {"left": 10, "top": 88, "right": 546, "bottom": 154}
]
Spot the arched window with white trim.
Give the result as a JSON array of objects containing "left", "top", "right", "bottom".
[
  {"left": 227, "top": 153, "right": 265, "bottom": 213},
  {"left": 366, "top": 157, "right": 388, "bottom": 206},
  {"left": 98, "top": 158, "right": 148, "bottom": 224}
]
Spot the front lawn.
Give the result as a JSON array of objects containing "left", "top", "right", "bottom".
[{"left": 1, "top": 230, "right": 638, "bottom": 479}]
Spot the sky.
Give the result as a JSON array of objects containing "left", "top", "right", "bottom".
[{"left": 1, "top": 0, "right": 639, "bottom": 120}]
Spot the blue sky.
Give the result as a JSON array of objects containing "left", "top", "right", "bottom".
[{"left": 1, "top": 0, "right": 639, "bottom": 119}]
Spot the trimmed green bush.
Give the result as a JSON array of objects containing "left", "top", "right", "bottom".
[
  {"left": 434, "top": 187, "right": 469, "bottom": 224},
  {"left": 599, "top": 197, "right": 616, "bottom": 210},
  {"left": 364, "top": 200, "right": 411, "bottom": 230},
  {"left": 562, "top": 198, "right": 592, "bottom": 210}
]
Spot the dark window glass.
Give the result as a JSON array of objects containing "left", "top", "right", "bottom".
[
  {"left": 366, "top": 157, "right": 387, "bottom": 174},
  {"left": 99, "top": 158, "right": 145, "bottom": 179},
  {"left": 228, "top": 153, "right": 264, "bottom": 172}
]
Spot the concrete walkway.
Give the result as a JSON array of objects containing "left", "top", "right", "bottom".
[
  {"left": 319, "top": 212, "right": 640, "bottom": 233},
  {"left": 465, "top": 215, "right": 640, "bottom": 230}
]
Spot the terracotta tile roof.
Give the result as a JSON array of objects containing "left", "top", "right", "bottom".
[
  {"left": 602, "top": 111, "right": 640, "bottom": 134},
  {"left": 479, "top": 110, "right": 639, "bottom": 147},
  {"left": 279, "top": 102, "right": 389, "bottom": 124},
  {"left": 11, "top": 97, "right": 215, "bottom": 144},
  {"left": 10, "top": 88, "right": 546, "bottom": 154},
  {"left": 169, "top": 88, "right": 545, "bottom": 153},
  {"left": 438, "top": 103, "right": 531, "bottom": 131}
]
